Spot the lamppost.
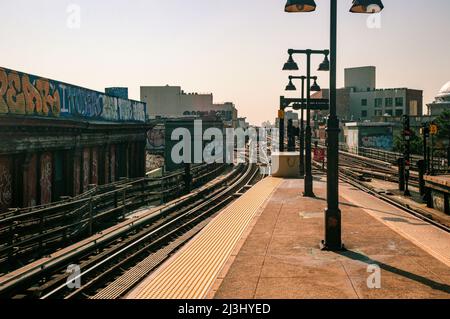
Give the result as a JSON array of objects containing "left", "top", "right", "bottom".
[
  {"left": 285, "top": 75, "right": 321, "bottom": 177},
  {"left": 283, "top": 49, "right": 329, "bottom": 198},
  {"left": 284, "top": 0, "right": 385, "bottom": 250}
]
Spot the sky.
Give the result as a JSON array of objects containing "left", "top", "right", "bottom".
[{"left": 1, "top": 0, "right": 449, "bottom": 125}]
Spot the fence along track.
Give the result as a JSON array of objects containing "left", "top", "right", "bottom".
[
  {"left": 311, "top": 151, "right": 449, "bottom": 232},
  {"left": 39, "top": 163, "right": 258, "bottom": 299},
  {"left": 0, "top": 162, "right": 255, "bottom": 299},
  {"left": 0, "top": 163, "right": 226, "bottom": 272},
  {"left": 90, "top": 164, "right": 261, "bottom": 300}
]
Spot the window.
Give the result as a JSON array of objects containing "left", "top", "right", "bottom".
[
  {"left": 375, "top": 98, "right": 383, "bottom": 108},
  {"left": 385, "top": 98, "right": 393, "bottom": 107},
  {"left": 361, "top": 110, "right": 368, "bottom": 118},
  {"left": 375, "top": 110, "right": 383, "bottom": 116},
  {"left": 409, "top": 100, "right": 418, "bottom": 116},
  {"left": 361, "top": 99, "right": 368, "bottom": 107},
  {"left": 385, "top": 109, "right": 393, "bottom": 116},
  {"left": 395, "top": 97, "right": 404, "bottom": 107},
  {"left": 395, "top": 109, "right": 404, "bottom": 116}
]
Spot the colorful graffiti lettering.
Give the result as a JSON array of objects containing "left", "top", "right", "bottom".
[
  {"left": 360, "top": 135, "right": 393, "bottom": 150},
  {"left": 0, "top": 67, "right": 146, "bottom": 122},
  {"left": 0, "top": 69, "right": 61, "bottom": 116},
  {"left": 147, "top": 128, "right": 165, "bottom": 151}
]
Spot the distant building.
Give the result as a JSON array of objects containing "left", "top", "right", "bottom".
[
  {"left": 349, "top": 88, "right": 423, "bottom": 120},
  {"left": 285, "top": 110, "right": 299, "bottom": 122},
  {"left": 345, "top": 66, "right": 376, "bottom": 92},
  {"left": 140, "top": 86, "right": 238, "bottom": 126},
  {"left": 427, "top": 81, "right": 450, "bottom": 116},
  {"left": 312, "top": 66, "right": 423, "bottom": 122},
  {"left": 237, "top": 117, "right": 250, "bottom": 130},
  {"left": 311, "top": 88, "right": 352, "bottom": 121},
  {"left": 212, "top": 102, "right": 239, "bottom": 128}
]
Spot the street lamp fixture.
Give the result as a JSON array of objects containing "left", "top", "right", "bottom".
[
  {"left": 311, "top": 79, "right": 321, "bottom": 92},
  {"left": 283, "top": 54, "right": 299, "bottom": 71},
  {"left": 350, "top": 0, "right": 384, "bottom": 13},
  {"left": 285, "top": 75, "right": 321, "bottom": 178},
  {"left": 282, "top": 50, "right": 328, "bottom": 198},
  {"left": 318, "top": 54, "right": 330, "bottom": 72},
  {"left": 285, "top": 79, "right": 297, "bottom": 91},
  {"left": 285, "top": 0, "right": 317, "bottom": 12},
  {"left": 286, "top": 76, "right": 320, "bottom": 93},
  {"left": 284, "top": 0, "right": 385, "bottom": 251}
]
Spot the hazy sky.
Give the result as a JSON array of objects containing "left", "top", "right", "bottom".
[{"left": 1, "top": 0, "right": 449, "bottom": 125}]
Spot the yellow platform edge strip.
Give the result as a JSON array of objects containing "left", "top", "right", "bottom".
[{"left": 128, "top": 177, "right": 282, "bottom": 299}]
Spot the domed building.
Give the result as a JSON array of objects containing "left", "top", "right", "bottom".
[{"left": 427, "top": 81, "right": 450, "bottom": 115}]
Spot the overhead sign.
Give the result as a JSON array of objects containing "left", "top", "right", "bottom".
[
  {"left": 430, "top": 124, "right": 438, "bottom": 135},
  {"left": 280, "top": 96, "right": 329, "bottom": 111},
  {"left": 292, "top": 100, "right": 329, "bottom": 111},
  {"left": 314, "top": 148, "right": 326, "bottom": 162}
]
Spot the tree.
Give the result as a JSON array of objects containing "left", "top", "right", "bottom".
[
  {"left": 435, "top": 109, "right": 450, "bottom": 146},
  {"left": 393, "top": 129, "right": 423, "bottom": 155}
]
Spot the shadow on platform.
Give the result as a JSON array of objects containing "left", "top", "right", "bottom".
[{"left": 338, "top": 250, "right": 450, "bottom": 294}]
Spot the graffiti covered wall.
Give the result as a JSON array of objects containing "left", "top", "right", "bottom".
[
  {"left": 0, "top": 157, "right": 13, "bottom": 212},
  {"left": 82, "top": 148, "right": 91, "bottom": 192},
  {"left": 360, "top": 135, "right": 393, "bottom": 150},
  {"left": 147, "top": 125, "right": 165, "bottom": 152},
  {"left": 24, "top": 154, "right": 37, "bottom": 208},
  {"left": 359, "top": 126, "right": 394, "bottom": 151},
  {"left": 40, "top": 153, "right": 53, "bottom": 205},
  {"left": 0, "top": 67, "right": 146, "bottom": 123}
]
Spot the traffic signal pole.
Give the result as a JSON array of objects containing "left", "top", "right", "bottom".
[{"left": 403, "top": 115, "right": 411, "bottom": 197}]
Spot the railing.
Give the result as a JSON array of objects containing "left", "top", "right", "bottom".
[
  {"left": 431, "top": 147, "right": 450, "bottom": 175},
  {"left": 339, "top": 143, "right": 448, "bottom": 172},
  {"left": 0, "top": 163, "right": 228, "bottom": 270}
]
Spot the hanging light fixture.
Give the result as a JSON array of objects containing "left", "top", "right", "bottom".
[
  {"left": 285, "top": 0, "right": 317, "bottom": 13},
  {"left": 350, "top": 0, "right": 384, "bottom": 13},
  {"left": 285, "top": 79, "right": 297, "bottom": 91},
  {"left": 311, "top": 80, "right": 321, "bottom": 92},
  {"left": 318, "top": 55, "right": 330, "bottom": 71},
  {"left": 283, "top": 55, "right": 299, "bottom": 71}
]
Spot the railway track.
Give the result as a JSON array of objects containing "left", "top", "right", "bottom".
[
  {"left": 311, "top": 148, "right": 449, "bottom": 232},
  {"left": 0, "top": 161, "right": 262, "bottom": 299},
  {"left": 0, "top": 163, "right": 228, "bottom": 273},
  {"left": 339, "top": 173, "right": 450, "bottom": 233},
  {"left": 332, "top": 146, "right": 420, "bottom": 187}
]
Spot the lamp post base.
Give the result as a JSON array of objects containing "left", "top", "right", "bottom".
[
  {"left": 320, "top": 240, "right": 346, "bottom": 252},
  {"left": 322, "top": 206, "right": 343, "bottom": 251},
  {"left": 303, "top": 191, "right": 316, "bottom": 198}
]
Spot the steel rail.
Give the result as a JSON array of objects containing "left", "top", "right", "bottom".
[{"left": 41, "top": 163, "right": 258, "bottom": 299}]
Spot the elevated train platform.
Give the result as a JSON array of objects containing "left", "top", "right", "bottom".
[{"left": 127, "top": 175, "right": 450, "bottom": 299}]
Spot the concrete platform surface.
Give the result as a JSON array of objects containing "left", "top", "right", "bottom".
[{"left": 213, "top": 175, "right": 450, "bottom": 299}]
